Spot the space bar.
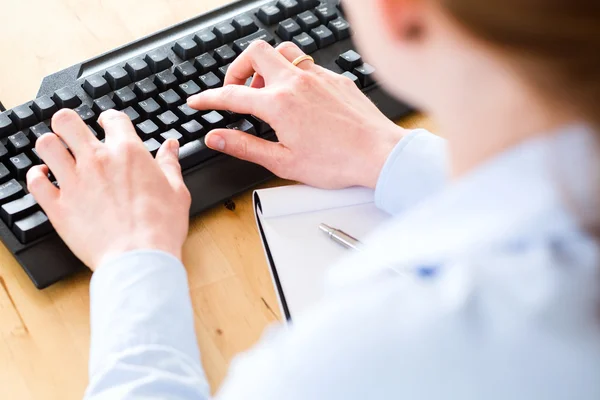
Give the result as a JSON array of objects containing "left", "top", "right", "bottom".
[{"left": 179, "top": 139, "right": 218, "bottom": 170}]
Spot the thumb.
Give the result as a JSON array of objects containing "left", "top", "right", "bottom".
[
  {"left": 156, "top": 139, "right": 185, "bottom": 191},
  {"left": 205, "top": 129, "right": 288, "bottom": 173}
]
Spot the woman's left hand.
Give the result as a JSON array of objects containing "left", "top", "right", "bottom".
[{"left": 26, "top": 109, "right": 191, "bottom": 271}]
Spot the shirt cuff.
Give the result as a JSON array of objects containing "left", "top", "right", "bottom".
[
  {"left": 375, "top": 129, "right": 448, "bottom": 215},
  {"left": 88, "top": 250, "right": 199, "bottom": 376}
]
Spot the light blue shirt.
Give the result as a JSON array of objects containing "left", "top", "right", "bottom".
[{"left": 84, "top": 125, "right": 600, "bottom": 399}]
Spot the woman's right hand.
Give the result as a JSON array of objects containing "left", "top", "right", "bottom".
[{"left": 187, "top": 41, "right": 406, "bottom": 189}]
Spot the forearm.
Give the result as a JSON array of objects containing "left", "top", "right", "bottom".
[
  {"left": 85, "top": 250, "right": 209, "bottom": 399},
  {"left": 375, "top": 129, "right": 448, "bottom": 214}
]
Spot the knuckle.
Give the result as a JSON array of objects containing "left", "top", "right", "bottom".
[
  {"left": 277, "top": 41, "right": 300, "bottom": 53},
  {"left": 272, "top": 86, "right": 294, "bottom": 105},
  {"left": 51, "top": 108, "right": 78, "bottom": 128},
  {"left": 292, "top": 71, "right": 315, "bottom": 88},
  {"left": 248, "top": 40, "right": 272, "bottom": 53},
  {"left": 219, "top": 84, "right": 237, "bottom": 100},
  {"left": 234, "top": 135, "right": 250, "bottom": 158}
]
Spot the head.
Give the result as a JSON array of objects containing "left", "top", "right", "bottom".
[{"left": 343, "top": 0, "right": 600, "bottom": 173}]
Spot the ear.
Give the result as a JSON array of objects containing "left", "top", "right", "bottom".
[{"left": 373, "top": 0, "right": 427, "bottom": 42}]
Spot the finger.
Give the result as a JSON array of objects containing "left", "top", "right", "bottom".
[
  {"left": 187, "top": 84, "right": 266, "bottom": 116},
  {"left": 275, "top": 42, "right": 316, "bottom": 71},
  {"left": 26, "top": 165, "right": 60, "bottom": 216},
  {"left": 224, "top": 40, "right": 294, "bottom": 86},
  {"left": 35, "top": 133, "right": 76, "bottom": 184},
  {"left": 204, "top": 129, "right": 288, "bottom": 173},
  {"left": 98, "top": 110, "right": 139, "bottom": 144},
  {"left": 51, "top": 109, "right": 98, "bottom": 157},
  {"left": 155, "top": 139, "right": 185, "bottom": 192},
  {"left": 250, "top": 73, "right": 265, "bottom": 89}
]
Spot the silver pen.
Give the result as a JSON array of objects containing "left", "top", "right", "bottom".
[{"left": 319, "top": 223, "right": 363, "bottom": 251}]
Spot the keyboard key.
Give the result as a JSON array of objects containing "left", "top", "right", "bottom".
[
  {"left": 9, "top": 104, "right": 38, "bottom": 130},
  {"left": 8, "top": 154, "right": 32, "bottom": 180},
  {"left": 328, "top": 17, "right": 351, "bottom": 40},
  {"left": 354, "top": 63, "right": 376, "bottom": 87},
  {"left": 177, "top": 80, "right": 202, "bottom": 98},
  {"left": 337, "top": 50, "right": 362, "bottom": 71},
  {"left": 233, "top": 29, "right": 276, "bottom": 54},
  {"left": 213, "top": 23, "right": 238, "bottom": 44},
  {"left": 1, "top": 194, "right": 39, "bottom": 227},
  {"left": 93, "top": 95, "right": 117, "bottom": 114},
  {"left": 134, "top": 78, "right": 159, "bottom": 100},
  {"left": 277, "top": 18, "right": 302, "bottom": 41},
  {"left": 178, "top": 139, "right": 218, "bottom": 170},
  {"left": 180, "top": 120, "right": 206, "bottom": 140},
  {"left": 159, "top": 128, "right": 184, "bottom": 144},
  {"left": 174, "top": 61, "right": 199, "bottom": 82},
  {"left": 13, "top": 210, "right": 53, "bottom": 243},
  {"left": 247, "top": 115, "right": 273, "bottom": 136},
  {"left": 292, "top": 32, "right": 318, "bottom": 54},
  {"left": 214, "top": 45, "right": 237, "bottom": 66},
  {"left": 198, "top": 72, "right": 222, "bottom": 90},
  {"left": 137, "top": 98, "right": 162, "bottom": 119},
  {"left": 155, "top": 69, "right": 179, "bottom": 91},
  {"left": 0, "top": 143, "right": 9, "bottom": 162},
  {"left": 173, "top": 37, "right": 200, "bottom": 60},
  {"left": 104, "top": 66, "right": 132, "bottom": 90},
  {"left": 201, "top": 111, "right": 225, "bottom": 130},
  {"left": 232, "top": 14, "right": 258, "bottom": 36},
  {"left": 144, "top": 49, "right": 173, "bottom": 72},
  {"left": 341, "top": 71, "right": 360, "bottom": 88},
  {"left": 217, "top": 64, "right": 231, "bottom": 80},
  {"left": 314, "top": 4, "right": 338, "bottom": 24},
  {"left": 74, "top": 105, "right": 96, "bottom": 124},
  {"left": 87, "top": 125, "right": 101, "bottom": 139},
  {"left": 125, "top": 58, "right": 152, "bottom": 81},
  {"left": 0, "top": 163, "right": 11, "bottom": 184},
  {"left": 113, "top": 86, "right": 138, "bottom": 108},
  {"left": 194, "top": 31, "right": 220, "bottom": 53},
  {"left": 310, "top": 25, "right": 336, "bottom": 48},
  {"left": 0, "top": 179, "right": 24, "bottom": 205},
  {"left": 158, "top": 89, "right": 183, "bottom": 110},
  {"left": 226, "top": 119, "right": 256, "bottom": 135},
  {"left": 83, "top": 75, "right": 111, "bottom": 98},
  {"left": 296, "top": 11, "right": 320, "bottom": 31},
  {"left": 31, "top": 96, "right": 58, "bottom": 121},
  {"left": 257, "top": 5, "right": 284, "bottom": 25},
  {"left": 194, "top": 53, "right": 218, "bottom": 74},
  {"left": 143, "top": 138, "right": 161, "bottom": 156},
  {"left": 177, "top": 104, "right": 200, "bottom": 122},
  {"left": 122, "top": 106, "right": 141, "bottom": 124},
  {"left": 30, "top": 148, "right": 43, "bottom": 164},
  {"left": 298, "top": 0, "right": 319, "bottom": 9},
  {"left": 52, "top": 87, "right": 81, "bottom": 109},
  {"left": 136, "top": 119, "right": 160, "bottom": 139},
  {"left": 30, "top": 122, "right": 52, "bottom": 140},
  {"left": 7, "top": 131, "right": 32, "bottom": 154},
  {"left": 277, "top": 0, "right": 301, "bottom": 18},
  {"left": 0, "top": 113, "right": 16, "bottom": 138},
  {"left": 156, "top": 110, "right": 179, "bottom": 130}
]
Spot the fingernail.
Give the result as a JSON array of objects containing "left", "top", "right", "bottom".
[
  {"left": 170, "top": 139, "right": 180, "bottom": 157},
  {"left": 205, "top": 133, "right": 225, "bottom": 151}
]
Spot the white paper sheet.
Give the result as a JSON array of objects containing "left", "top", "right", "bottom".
[{"left": 254, "top": 185, "right": 391, "bottom": 318}]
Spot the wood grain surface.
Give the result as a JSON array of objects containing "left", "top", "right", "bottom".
[{"left": 0, "top": 1, "right": 433, "bottom": 398}]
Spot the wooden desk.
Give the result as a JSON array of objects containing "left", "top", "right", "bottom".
[{"left": 0, "top": 1, "right": 433, "bottom": 398}]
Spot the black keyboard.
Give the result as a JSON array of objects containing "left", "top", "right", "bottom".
[{"left": 0, "top": 0, "right": 412, "bottom": 289}]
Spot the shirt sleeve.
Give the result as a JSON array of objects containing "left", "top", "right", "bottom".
[
  {"left": 84, "top": 250, "right": 210, "bottom": 400},
  {"left": 375, "top": 129, "right": 448, "bottom": 215}
]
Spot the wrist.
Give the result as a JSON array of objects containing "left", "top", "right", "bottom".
[
  {"left": 91, "top": 243, "right": 183, "bottom": 272},
  {"left": 359, "top": 124, "right": 407, "bottom": 189}
]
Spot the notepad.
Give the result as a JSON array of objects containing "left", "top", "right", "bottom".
[{"left": 253, "top": 185, "right": 391, "bottom": 320}]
